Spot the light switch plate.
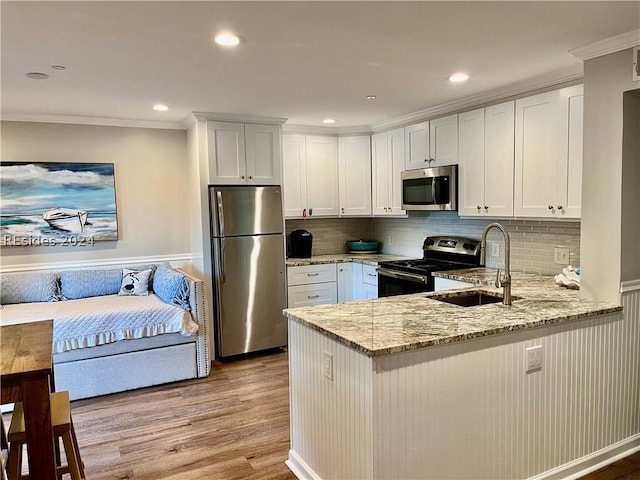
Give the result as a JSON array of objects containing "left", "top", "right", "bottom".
[
  {"left": 526, "top": 345, "right": 543, "bottom": 372},
  {"left": 323, "top": 352, "right": 333, "bottom": 381}
]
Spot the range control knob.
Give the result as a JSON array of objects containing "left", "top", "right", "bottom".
[
  {"left": 426, "top": 238, "right": 435, "bottom": 246},
  {"left": 463, "top": 242, "right": 476, "bottom": 251}
]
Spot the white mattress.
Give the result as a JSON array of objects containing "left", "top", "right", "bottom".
[{"left": 0, "top": 294, "right": 199, "bottom": 353}]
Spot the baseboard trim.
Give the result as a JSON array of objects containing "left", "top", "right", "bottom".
[
  {"left": 531, "top": 434, "right": 640, "bottom": 480},
  {"left": 0, "top": 253, "right": 193, "bottom": 273},
  {"left": 286, "top": 450, "right": 322, "bottom": 480}
]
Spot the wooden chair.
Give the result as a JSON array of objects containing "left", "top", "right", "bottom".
[{"left": 6, "top": 391, "right": 85, "bottom": 480}]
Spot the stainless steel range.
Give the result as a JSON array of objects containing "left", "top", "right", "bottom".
[{"left": 377, "top": 236, "right": 482, "bottom": 297}]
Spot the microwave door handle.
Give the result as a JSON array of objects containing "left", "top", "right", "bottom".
[
  {"left": 377, "top": 268, "right": 429, "bottom": 284},
  {"left": 431, "top": 177, "right": 438, "bottom": 204}
]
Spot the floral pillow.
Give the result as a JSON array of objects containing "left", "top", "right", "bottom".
[{"left": 118, "top": 268, "right": 152, "bottom": 296}]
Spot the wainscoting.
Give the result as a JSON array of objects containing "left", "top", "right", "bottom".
[{"left": 288, "top": 287, "right": 639, "bottom": 479}]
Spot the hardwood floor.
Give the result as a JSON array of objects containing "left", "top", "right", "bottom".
[
  {"left": 3, "top": 348, "right": 639, "bottom": 479},
  {"left": 66, "top": 349, "right": 295, "bottom": 480}
]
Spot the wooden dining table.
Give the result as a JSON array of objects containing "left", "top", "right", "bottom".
[{"left": 1, "top": 320, "right": 57, "bottom": 480}]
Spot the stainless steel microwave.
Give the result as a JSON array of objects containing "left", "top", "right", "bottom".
[{"left": 401, "top": 165, "right": 457, "bottom": 211}]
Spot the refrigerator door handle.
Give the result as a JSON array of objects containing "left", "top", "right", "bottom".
[
  {"left": 219, "top": 237, "right": 226, "bottom": 283},
  {"left": 216, "top": 190, "right": 225, "bottom": 237}
]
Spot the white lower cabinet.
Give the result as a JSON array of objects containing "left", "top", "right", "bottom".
[
  {"left": 433, "top": 277, "right": 474, "bottom": 291},
  {"left": 287, "top": 264, "right": 337, "bottom": 308},
  {"left": 337, "top": 263, "right": 354, "bottom": 303},
  {"left": 352, "top": 263, "right": 378, "bottom": 300}
]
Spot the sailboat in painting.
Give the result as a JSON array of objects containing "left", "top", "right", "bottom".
[{"left": 43, "top": 208, "right": 89, "bottom": 233}]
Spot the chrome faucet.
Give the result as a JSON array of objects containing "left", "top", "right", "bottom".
[{"left": 480, "top": 222, "right": 512, "bottom": 306}]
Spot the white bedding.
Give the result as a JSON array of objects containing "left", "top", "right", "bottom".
[{"left": 0, "top": 294, "right": 199, "bottom": 353}]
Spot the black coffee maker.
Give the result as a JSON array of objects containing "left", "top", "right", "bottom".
[{"left": 289, "top": 229, "right": 313, "bottom": 258}]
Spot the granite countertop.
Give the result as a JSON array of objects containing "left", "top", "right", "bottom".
[
  {"left": 286, "top": 253, "right": 411, "bottom": 267},
  {"left": 284, "top": 267, "right": 622, "bottom": 357}
]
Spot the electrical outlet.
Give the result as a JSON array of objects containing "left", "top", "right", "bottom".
[
  {"left": 489, "top": 242, "right": 500, "bottom": 257},
  {"left": 554, "top": 247, "right": 570, "bottom": 265},
  {"left": 525, "top": 345, "right": 543, "bottom": 372},
  {"left": 323, "top": 352, "right": 333, "bottom": 381}
]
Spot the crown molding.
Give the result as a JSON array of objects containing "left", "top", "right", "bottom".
[
  {"left": 369, "top": 72, "right": 583, "bottom": 133},
  {"left": 570, "top": 29, "right": 640, "bottom": 61},
  {"left": 1, "top": 112, "right": 185, "bottom": 130},
  {"left": 191, "top": 111, "right": 287, "bottom": 125},
  {"left": 282, "top": 124, "right": 372, "bottom": 136}
]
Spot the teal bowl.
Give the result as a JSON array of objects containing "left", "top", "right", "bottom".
[{"left": 346, "top": 240, "right": 380, "bottom": 252}]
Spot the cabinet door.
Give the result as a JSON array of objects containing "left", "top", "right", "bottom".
[
  {"left": 207, "top": 122, "right": 247, "bottom": 184},
  {"left": 337, "top": 263, "right": 354, "bottom": 303},
  {"left": 283, "top": 135, "right": 307, "bottom": 218},
  {"left": 245, "top": 124, "right": 282, "bottom": 185},
  {"left": 457, "top": 108, "right": 486, "bottom": 217},
  {"left": 563, "top": 86, "right": 583, "bottom": 219},
  {"left": 305, "top": 136, "right": 339, "bottom": 217},
  {"left": 388, "top": 128, "right": 406, "bottom": 215},
  {"left": 338, "top": 136, "right": 372, "bottom": 216},
  {"left": 362, "top": 284, "right": 378, "bottom": 300},
  {"left": 404, "top": 121, "right": 430, "bottom": 170},
  {"left": 371, "top": 132, "right": 390, "bottom": 215},
  {"left": 429, "top": 114, "right": 458, "bottom": 166},
  {"left": 515, "top": 90, "right": 564, "bottom": 217},
  {"left": 484, "top": 101, "right": 515, "bottom": 217}
]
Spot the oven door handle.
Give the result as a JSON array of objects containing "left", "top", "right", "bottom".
[{"left": 377, "top": 268, "right": 429, "bottom": 284}]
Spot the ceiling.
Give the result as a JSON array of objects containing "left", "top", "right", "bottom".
[{"left": 1, "top": 1, "right": 639, "bottom": 129}]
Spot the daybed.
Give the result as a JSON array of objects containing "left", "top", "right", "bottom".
[{"left": 0, "top": 262, "right": 210, "bottom": 400}]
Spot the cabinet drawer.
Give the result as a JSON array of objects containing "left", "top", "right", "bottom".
[
  {"left": 287, "top": 264, "right": 337, "bottom": 286},
  {"left": 362, "top": 264, "right": 378, "bottom": 286},
  {"left": 287, "top": 283, "right": 337, "bottom": 308}
]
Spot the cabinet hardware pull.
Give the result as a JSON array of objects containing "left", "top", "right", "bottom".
[
  {"left": 367, "top": 273, "right": 377, "bottom": 277},
  {"left": 424, "top": 158, "right": 429, "bottom": 162},
  {"left": 484, "top": 205, "right": 489, "bottom": 210},
  {"left": 307, "top": 273, "right": 320, "bottom": 276},
  {"left": 309, "top": 208, "right": 313, "bottom": 216},
  {"left": 557, "top": 205, "right": 563, "bottom": 210},
  {"left": 477, "top": 205, "right": 481, "bottom": 211},
  {"left": 249, "top": 175, "right": 253, "bottom": 179},
  {"left": 548, "top": 205, "right": 554, "bottom": 210},
  {"left": 241, "top": 175, "right": 245, "bottom": 179},
  {"left": 307, "top": 294, "right": 320, "bottom": 299},
  {"left": 341, "top": 207, "right": 344, "bottom": 213}
]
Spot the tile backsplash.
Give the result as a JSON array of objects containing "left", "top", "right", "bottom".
[{"left": 286, "top": 212, "right": 581, "bottom": 276}]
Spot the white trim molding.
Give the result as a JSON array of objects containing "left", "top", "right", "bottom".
[
  {"left": 190, "top": 112, "right": 287, "bottom": 125},
  {"left": 1, "top": 112, "right": 185, "bottom": 130},
  {"left": 621, "top": 279, "right": 640, "bottom": 294},
  {"left": 0, "top": 253, "right": 193, "bottom": 273},
  {"left": 570, "top": 29, "right": 640, "bottom": 61}
]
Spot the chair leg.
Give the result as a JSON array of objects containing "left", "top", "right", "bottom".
[
  {"left": 69, "top": 419, "right": 85, "bottom": 478},
  {"left": 60, "top": 432, "right": 82, "bottom": 480}
]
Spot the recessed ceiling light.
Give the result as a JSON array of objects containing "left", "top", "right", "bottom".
[
  {"left": 214, "top": 32, "right": 241, "bottom": 46},
  {"left": 153, "top": 104, "right": 169, "bottom": 112},
  {"left": 51, "top": 65, "right": 66, "bottom": 71},
  {"left": 449, "top": 72, "right": 469, "bottom": 83},
  {"left": 322, "top": 119, "right": 336, "bottom": 124},
  {"left": 25, "top": 72, "right": 49, "bottom": 80},
  {"left": 366, "top": 95, "right": 376, "bottom": 100}
]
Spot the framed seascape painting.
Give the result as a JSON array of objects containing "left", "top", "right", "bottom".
[{"left": 0, "top": 162, "right": 118, "bottom": 246}]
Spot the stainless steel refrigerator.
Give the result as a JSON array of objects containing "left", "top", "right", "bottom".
[{"left": 209, "top": 185, "right": 287, "bottom": 358}]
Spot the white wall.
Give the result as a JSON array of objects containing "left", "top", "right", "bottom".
[
  {"left": 0, "top": 121, "right": 191, "bottom": 268},
  {"left": 581, "top": 49, "right": 639, "bottom": 302},
  {"left": 621, "top": 90, "right": 640, "bottom": 283}
]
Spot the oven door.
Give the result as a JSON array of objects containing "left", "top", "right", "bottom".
[{"left": 377, "top": 268, "right": 433, "bottom": 297}]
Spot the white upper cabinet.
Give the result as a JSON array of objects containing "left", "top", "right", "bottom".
[
  {"left": 283, "top": 135, "right": 339, "bottom": 218},
  {"left": 514, "top": 84, "right": 583, "bottom": 218},
  {"left": 429, "top": 114, "right": 459, "bottom": 167},
  {"left": 404, "top": 114, "right": 458, "bottom": 170},
  {"left": 208, "top": 121, "right": 281, "bottom": 185},
  {"left": 372, "top": 128, "right": 405, "bottom": 216},
  {"left": 338, "top": 136, "right": 372, "bottom": 216},
  {"left": 404, "top": 121, "right": 430, "bottom": 170},
  {"left": 458, "top": 101, "right": 514, "bottom": 217}
]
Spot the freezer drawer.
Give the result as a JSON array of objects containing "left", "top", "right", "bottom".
[{"left": 213, "top": 234, "right": 286, "bottom": 357}]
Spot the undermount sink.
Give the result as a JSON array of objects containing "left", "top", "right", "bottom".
[{"left": 429, "top": 290, "right": 519, "bottom": 307}]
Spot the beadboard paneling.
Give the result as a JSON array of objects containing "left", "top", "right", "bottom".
[
  {"left": 288, "top": 319, "right": 374, "bottom": 480},
  {"left": 288, "top": 289, "right": 639, "bottom": 480}
]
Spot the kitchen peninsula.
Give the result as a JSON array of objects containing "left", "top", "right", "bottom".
[{"left": 284, "top": 269, "right": 631, "bottom": 480}]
